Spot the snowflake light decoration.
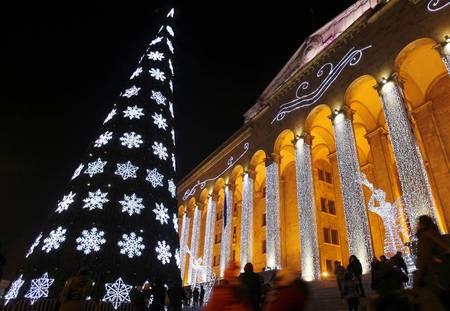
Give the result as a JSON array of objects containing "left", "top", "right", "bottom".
[
  {"left": 171, "top": 129, "right": 175, "bottom": 145},
  {"left": 175, "top": 248, "right": 180, "bottom": 268},
  {"left": 146, "top": 168, "right": 164, "bottom": 188},
  {"left": 155, "top": 240, "right": 172, "bottom": 265},
  {"left": 115, "top": 161, "right": 139, "bottom": 180},
  {"left": 172, "top": 153, "right": 176, "bottom": 172},
  {"left": 119, "top": 193, "right": 145, "bottom": 216},
  {"left": 4, "top": 274, "right": 25, "bottom": 305},
  {"left": 24, "top": 273, "right": 54, "bottom": 305},
  {"left": 173, "top": 213, "right": 178, "bottom": 233},
  {"left": 120, "top": 132, "right": 143, "bottom": 149},
  {"left": 166, "top": 25, "right": 174, "bottom": 37},
  {"left": 123, "top": 106, "right": 144, "bottom": 120},
  {"left": 168, "top": 59, "right": 174, "bottom": 76},
  {"left": 118, "top": 232, "right": 145, "bottom": 258},
  {"left": 103, "top": 278, "right": 132, "bottom": 310},
  {"left": 84, "top": 158, "right": 107, "bottom": 178},
  {"left": 166, "top": 38, "right": 174, "bottom": 54},
  {"left": 71, "top": 164, "right": 84, "bottom": 180},
  {"left": 83, "top": 189, "right": 109, "bottom": 210},
  {"left": 42, "top": 227, "right": 67, "bottom": 253},
  {"left": 56, "top": 191, "right": 76, "bottom": 213},
  {"left": 169, "top": 102, "right": 174, "bottom": 118},
  {"left": 149, "top": 68, "right": 166, "bottom": 81},
  {"left": 76, "top": 227, "right": 106, "bottom": 254},
  {"left": 94, "top": 131, "right": 113, "bottom": 147},
  {"left": 153, "top": 202, "right": 169, "bottom": 225},
  {"left": 169, "top": 80, "right": 173, "bottom": 92},
  {"left": 150, "top": 36, "right": 163, "bottom": 46},
  {"left": 152, "top": 142, "right": 168, "bottom": 160},
  {"left": 130, "top": 67, "right": 142, "bottom": 80},
  {"left": 103, "top": 108, "right": 117, "bottom": 124},
  {"left": 26, "top": 233, "right": 43, "bottom": 258},
  {"left": 150, "top": 90, "right": 167, "bottom": 105},
  {"left": 121, "top": 86, "right": 141, "bottom": 98},
  {"left": 152, "top": 113, "right": 168, "bottom": 130},
  {"left": 147, "top": 51, "right": 165, "bottom": 61},
  {"left": 168, "top": 179, "right": 176, "bottom": 198}
]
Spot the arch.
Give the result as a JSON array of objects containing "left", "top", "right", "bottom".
[
  {"left": 304, "top": 104, "right": 333, "bottom": 134},
  {"left": 273, "top": 129, "right": 296, "bottom": 178}
]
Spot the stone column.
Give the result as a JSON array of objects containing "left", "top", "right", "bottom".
[
  {"left": 265, "top": 154, "right": 281, "bottom": 270},
  {"left": 179, "top": 213, "right": 190, "bottom": 283},
  {"left": 187, "top": 205, "right": 202, "bottom": 285},
  {"left": 203, "top": 195, "right": 217, "bottom": 279},
  {"left": 294, "top": 132, "right": 320, "bottom": 280},
  {"left": 331, "top": 106, "right": 373, "bottom": 272},
  {"left": 219, "top": 184, "right": 234, "bottom": 277},
  {"left": 376, "top": 77, "right": 437, "bottom": 231},
  {"left": 240, "top": 170, "right": 254, "bottom": 270}
]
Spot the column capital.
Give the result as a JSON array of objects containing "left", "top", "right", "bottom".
[
  {"left": 242, "top": 169, "right": 256, "bottom": 179},
  {"left": 209, "top": 193, "right": 219, "bottom": 202},
  {"left": 197, "top": 202, "right": 207, "bottom": 211},
  {"left": 365, "top": 127, "right": 388, "bottom": 140},
  {"left": 374, "top": 72, "right": 404, "bottom": 94},
  {"left": 329, "top": 105, "right": 354, "bottom": 123},
  {"left": 300, "top": 132, "right": 314, "bottom": 145},
  {"left": 265, "top": 153, "right": 281, "bottom": 166},
  {"left": 226, "top": 182, "right": 235, "bottom": 192}
]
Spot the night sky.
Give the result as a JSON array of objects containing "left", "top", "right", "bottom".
[{"left": 1, "top": 1, "right": 356, "bottom": 279}]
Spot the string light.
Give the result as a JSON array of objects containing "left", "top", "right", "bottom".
[
  {"left": 203, "top": 197, "right": 216, "bottom": 279},
  {"left": 187, "top": 206, "right": 201, "bottom": 284},
  {"left": 265, "top": 162, "right": 281, "bottom": 270},
  {"left": 179, "top": 214, "right": 190, "bottom": 281},
  {"left": 219, "top": 186, "right": 233, "bottom": 277},
  {"left": 240, "top": 174, "right": 254, "bottom": 270}
]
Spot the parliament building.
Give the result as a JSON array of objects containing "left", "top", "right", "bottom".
[{"left": 176, "top": 0, "right": 450, "bottom": 285}]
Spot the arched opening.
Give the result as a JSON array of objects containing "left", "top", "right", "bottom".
[{"left": 229, "top": 165, "right": 244, "bottom": 265}]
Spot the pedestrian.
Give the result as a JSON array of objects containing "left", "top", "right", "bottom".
[
  {"left": 238, "top": 262, "right": 262, "bottom": 310},
  {"left": 205, "top": 261, "right": 252, "bottom": 311},
  {"left": 58, "top": 268, "right": 93, "bottom": 311},
  {"left": 262, "top": 269, "right": 309, "bottom": 311},
  {"left": 150, "top": 279, "right": 166, "bottom": 311},
  {"left": 167, "top": 283, "right": 185, "bottom": 311},
  {"left": 199, "top": 285, "right": 205, "bottom": 306},
  {"left": 131, "top": 282, "right": 151, "bottom": 311},
  {"left": 391, "top": 251, "right": 408, "bottom": 275},
  {"left": 334, "top": 261, "right": 346, "bottom": 298},
  {"left": 370, "top": 257, "right": 380, "bottom": 290},
  {"left": 347, "top": 255, "right": 365, "bottom": 297},
  {"left": 192, "top": 286, "right": 199, "bottom": 307},
  {"left": 342, "top": 272, "right": 360, "bottom": 311}
]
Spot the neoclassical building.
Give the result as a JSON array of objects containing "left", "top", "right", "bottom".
[{"left": 177, "top": 0, "right": 450, "bottom": 285}]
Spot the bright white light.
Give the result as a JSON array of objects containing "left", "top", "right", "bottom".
[
  {"left": 152, "top": 113, "right": 168, "bottom": 130},
  {"left": 173, "top": 213, "right": 179, "bottom": 233},
  {"left": 166, "top": 38, "right": 174, "bottom": 54},
  {"left": 130, "top": 67, "right": 142, "bottom": 80},
  {"left": 147, "top": 51, "right": 165, "bottom": 61},
  {"left": 119, "top": 193, "right": 145, "bottom": 216},
  {"left": 4, "top": 274, "right": 24, "bottom": 304},
  {"left": 42, "top": 227, "right": 67, "bottom": 253},
  {"left": 168, "top": 59, "right": 174, "bottom": 76},
  {"left": 171, "top": 153, "right": 176, "bottom": 171},
  {"left": 168, "top": 179, "right": 176, "bottom": 198},
  {"left": 179, "top": 214, "right": 190, "bottom": 280},
  {"left": 149, "top": 68, "right": 166, "bottom": 81},
  {"left": 120, "top": 132, "right": 143, "bottom": 149},
  {"left": 123, "top": 106, "right": 144, "bottom": 120},
  {"left": 203, "top": 198, "right": 217, "bottom": 277},
  {"left": 152, "top": 142, "right": 168, "bottom": 160},
  {"left": 427, "top": 0, "right": 450, "bottom": 11},
  {"left": 118, "top": 232, "right": 145, "bottom": 258},
  {"left": 76, "top": 227, "right": 106, "bottom": 254},
  {"left": 71, "top": 164, "right": 84, "bottom": 180},
  {"left": 24, "top": 273, "right": 54, "bottom": 305},
  {"left": 121, "top": 86, "right": 140, "bottom": 98},
  {"left": 94, "top": 130, "right": 113, "bottom": 147},
  {"left": 103, "top": 109, "right": 117, "bottom": 124},
  {"left": 56, "top": 191, "right": 76, "bottom": 213},
  {"left": 149, "top": 36, "right": 163, "bottom": 46},
  {"left": 265, "top": 162, "right": 281, "bottom": 269},
  {"left": 146, "top": 168, "right": 164, "bottom": 188},
  {"left": 169, "top": 102, "right": 174, "bottom": 118},
  {"left": 166, "top": 26, "right": 174, "bottom": 37},
  {"left": 153, "top": 202, "right": 169, "bottom": 225},
  {"left": 171, "top": 129, "right": 176, "bottom": 145},
  {"left": 103, "top": 278, "right": 132, "bottom": 310},
  {"left": 115, "top": 161, "right": 139, "bottom": 180},
  {"left": 151, "top": 90, "right": 167, "bottom": 105},
  {"left": 219, "top": 187, "right": 233, "bottom": 277},
  {"left": 175, "top": 248, "right": 180, "bottom": 268},
  {"left": 240, "top": 174, "right": 253, "bottom": 270},
  {"left": 26, "top": 233, "right": 42, "bottom": 258},
  {"left": 84, "top": 158, "right": 107, "bottom": 177},
  {"left": 155, "top": 240, "right": 172, "bottom": 265},
  {"left": 83, "top": 189, "right": 109, "bottom": 210},
  {"left": 187, "top": 206, "right": 202, "bottom": 284}
]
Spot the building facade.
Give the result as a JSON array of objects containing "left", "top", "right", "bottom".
[{"left": 177, "top": 0, "right": 450, "bottom": 285}]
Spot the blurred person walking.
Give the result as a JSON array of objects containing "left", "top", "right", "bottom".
[{"left": 58, "top": 268, "right": 92, "bottom": 311}]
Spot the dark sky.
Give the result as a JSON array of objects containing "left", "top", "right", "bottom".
[{"left": 0, "top": 1, "right": 356, "bottom": 279}]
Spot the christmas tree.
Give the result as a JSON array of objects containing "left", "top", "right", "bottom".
[{"left": 4, "top": 8, "right": 181, "bottom": 308}]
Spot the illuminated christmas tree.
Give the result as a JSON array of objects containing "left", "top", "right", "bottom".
[{"left": 5, "top": 8, "right": 180, "bottom": 308}]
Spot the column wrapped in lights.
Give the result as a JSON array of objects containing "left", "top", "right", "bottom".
[
  {"left": 436, "top": 35, "right": 450, "bottom": 75},
  {"left": 179, "top": 213, "right": 190, "bottom": 282},
  {"left": 186, "top": 206, "right": 201, "bottom": 284},
  {"left": 219, "top": 185, "right": 234, "bottom": 277},
  {"left": 331, "top": 107, "right": 373, "bottom": 272},
  {"left": 203, "top": 196, "right": 216, "bottom": 278},
  {"left": 376, "top": 77, "right": 437, "bottom": 232},
  {"left": 240, "top": 172, "right": 254, "bottom": 270},
  {"left": 294, "top": 133, "right": 320, "bottom": 281},
  {"left": 265, "top": 157, "right": 281, "bottom": 270}
]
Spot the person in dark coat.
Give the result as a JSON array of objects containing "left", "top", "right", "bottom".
[
  {"left": 347, "top": 255, "right": 365, "bottom": 297},
  {"left": 342, "top": 272, "right": 360, "bottom": 311},
  {"left": 131, "top": 283, "right": 151, "bottom": 311},
  {"left": 58, "top": 268, "right": 93, "bottom": 311},
  {"left": 391, "top": 251, "right": 408, "bottom": 275},
  {"left": 192, "top": 286, "right": 199, "bottom": 307},
  {"left": 150, "top": 279, "right": 166, "bottom": 311},
  {"left": 167, "top": 284, "right": 185, "bottom": 311},
  {"left": 199, "top": 285, "right": 205, "bottom": 306},
  {"left": 334, "top": 261, "right": 346, "bottom": 298},
  {"left": 370, "top": 257, "right": 380, "bottom": 290},
  {"left": 239, "top": 262, "right": 263, "bottom": 310}
]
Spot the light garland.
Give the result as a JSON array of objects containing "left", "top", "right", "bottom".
[
  {"left": 202, "top": 197, "right": 216, "bottom": 279},
  {"left": 24, "top": 273, "right": 55, "bottom": 305},
  {"left": 179, "top": 214, "right": 190, "bottom": 281},
  {"left": 4, "top": 274, "right": 25, "bottom": 304},
  {"left": 103, "top": 278, "right": 132, "bottom": 310},
  {"left": 294, "top": 138, "right": 320, "bottom": 280},
  {"left": 187, "top": 206, "right": 201, "bottom": 284},
  {"left": 427, "top": 0, "right": 450, "bottom": 12},
  {"left": 219, "top": 186, "right": 233, "bottom": 277},
  {"left": 240, "top": 174, "right": 254, "bottom": 271},
  {"left": 333, "top": 114, "right": 373, "bottom": 273},
  {"left": 265, "top": 162, "right": 281, "bottom": 270}
]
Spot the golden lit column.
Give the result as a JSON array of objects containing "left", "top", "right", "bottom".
[
  {"left": 219, "top": 184, "right": 234, "bottom": 277},
  {"left": 186, "top": 204, "right": 202, "bottom": 285},
  {"left": 240, "top": 170, "right": 255, "bottom": 270},
  {"left": 179, "top": 212, "right": 190, "bottom": 283},
  {"left": 436, "top": 35, "right": 450, "bottom": 75},
  {"left": 265, "top": 154, "right": 281, "bottom": 270},
  {"left": 331, "top": 106, "right": 373, "bottom": 273},
  {"left": 376, "top": 76, "right": 438, "bottom": 231},
  {"left": 203, "top": 194, "right": 217, "bottom": 279},
  {"left": 294, "top": 132, "right": 320, "bottom": 280}
]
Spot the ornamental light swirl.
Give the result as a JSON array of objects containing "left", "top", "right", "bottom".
[
  {"left": 427, "top": 0, "right": 450, "bottom": 12},
  {"left": 272, "top": 45, "right": 372, "bottom": 123},
  {"left": 182, "top": 142, "right": 250, "bottom": 201}
]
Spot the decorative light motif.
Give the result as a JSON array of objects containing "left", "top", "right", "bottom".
[
  {"left": 149, "top": 68, "right": 166, "bottom": 82},
  {"left": 175, "top": 248, "right": 180, "bottom": 268},
  {"left": 427, "top": 0, "right": 450, "bottom": 11},
  {"left": 123, "top": 106, "right": 144, "bottom": 120},
  {"left": 171, "top": 129, "right": 175, "bottom": 145},
  {"left": 42, "top": 226, "right": 67, "bottom": 253},
  {"left": 118, "top": 232, "right": 145, "bottom": 258},
  {"left": 150, "top": 36, "right": 163, "bottom": 46},
  {"left": 183, "top": 142, "right": 250, "bottom": 200},
  {"left": 4, "top": 274, "right": 24, "bottom": 305},
  {"left": 187, "top": 206, "right": 202, "bottom": 284},
  {"left": 147, "top": 51, "right": 165, "bottom": 61},
  {"left": 219, "top": 186, "right": 233, "bottom": 277},
  {"left": 84, "top": 158, "right": 107, "bottom": 177},
  {"left": 26, "top": 233, "right": 42, "bottom": 258},
  {"left": 166, "top": 26, "right": 174, "bottom": 37},
  {"left": 203, "top": 198, "right": 217, "bottom": 277},
  {"left": 76, "top": 227, "right": 106, "bottom": 254},
  {"left": 272, "top": 45, "right": 372, "bottom": 123},
  {"left": 265, "top": 162, "right": 281, "bottom": 270},
  {"left": 152, "top": 113, "right": 168, "bottom": 130},
  {"left": 130, "top": 67, "right": 142, "bottom": 80},
  {"left": 71, "top": 163, "right": 84, "bottom": 180},
  {"left": 168, "top": 59, "right": 174, "bottom": 75},
  {"left": 115, "top": 161, "right": 139, "bottom": 180},
  {"left": 168, "top": 179, "right": 176, "bottom": 198},
  {"left": 146, "top": 168, "right": 164, "bottom": 188},
  {"left": 56, "top": 191, "right": 76, "bottom": 213},
  {"left": 103, "top": 108, "right": 117, "bottom": 124},
  {"left": 120, "top": 132, "right": 143, "bottom": 149},
  {"left": 378, "top": 80, "right": 437, "bottom": 233},
  {"left": 333, "top": 113, "right": 372, "bottom": 272},
  {"left": 119, "top": 193, "right": 145, "bottom": 216},
  {"left": 153, "top": 202, "right": 169, "bottom": 224},
  {"left": 103, "top": 278, "right": 132, "bottom": 310},
  {"left": 24, "top": 273, "right": 54, "bottom": 305},
  {"left": 121, "top": 86, "right": 140, "bottom": 98},
  {"left": 172, "top": 213, "right": 178, "bottom": 233},
  {"left": 166, "top": 38, "right": 174, "bottom": 54},
  {"left": 169, "top": 102, "right": 174, "bottom": 118},
  {"left": 294, "top": 138, "right": 320, "bottom": 280},
  {"left": 171, "top": 153, "right": 176, "bottom": 171},
  {"left": 155, "top": 240, "right": 172, "bottom": 264},
  {"left": 150, "top": 90, "right": 167, "bottom": 105},
  {"left": 179, "top": 214, "right": 190, "bottom": 280},
  {"left": 95, "top": 131, "right": 113, "bottom": 147},
  {"left": 240, "top": 174, "right": 253, "bottom": 270},
  {"left": 152, "top": 142, "right": 168, "bottom": 160},
  {"left": 83, "top": 189, "right": 109, "bottom": 210}
]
